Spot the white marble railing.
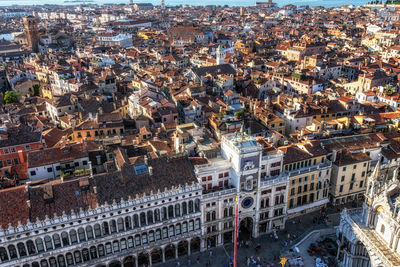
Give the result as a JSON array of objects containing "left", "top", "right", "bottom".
[{"left": 202, "top": 188, "right": 237, "bottom": 199}]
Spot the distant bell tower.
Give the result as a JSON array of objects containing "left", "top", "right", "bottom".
[
  {"left": 23, "top": 16, "right": 39, "bottom": 53},
  {"left": 161, "top": 0, "right": 165, "bottom": 11},
  {"left": 216, "top": 45, "right": 225, "bottom": 65}
]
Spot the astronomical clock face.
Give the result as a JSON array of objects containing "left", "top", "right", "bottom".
[{"left": 241, "top": 197, "right": 254, "bottom": 209}]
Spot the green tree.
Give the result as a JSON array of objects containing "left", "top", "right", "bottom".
[
  {"left": 33, "top": 84, "right": 40, "bottom": 96},
  {"left": 384, "top": 85, "right": 396, "bottom": 96},
  {"left": 235, "top": 110, "right": 244, "bottom": 119},
  {"left": 4, "top": 91, "right": 19, "bottom": 104}
]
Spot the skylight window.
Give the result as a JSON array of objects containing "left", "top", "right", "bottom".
[{"left": 134, "top": 164, "right": 148, "bottom": 175}]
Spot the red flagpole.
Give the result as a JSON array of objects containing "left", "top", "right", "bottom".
[{"left": 234, "top": 195, "right": 239, "bottom": 267}]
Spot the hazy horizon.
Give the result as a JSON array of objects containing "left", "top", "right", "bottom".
[{"left": 0, "top": 0, "right": 369, "bottom": 7}]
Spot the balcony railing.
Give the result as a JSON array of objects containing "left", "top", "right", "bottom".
[{"left": 284, "top": 161, "right": 332, "bottom": 178}]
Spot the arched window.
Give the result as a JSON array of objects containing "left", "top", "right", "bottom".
[
  {"left": 212, "top": 210, "right": 216, "bottom": 220},
  {"left": 102, "top": 221, "right": 110, "bottom": 235},
  {"left": 8, "top": 245, "right": 17, "bottom": 259},
  {"left": 0, "top": 247, "right": 9, "bottom": 261},
  {"left": 195, "top": 219, "right": 201, "bottom": 230},
  {"left": 155, "top": 229, "right": 161, "bottom": 240},
  {"left": 176, "top": 223, "right": 181, "bottom": 235},
  {"left": 189, "top": 200, "right": 194, "bottom": 213},
  {"left": 162, "top": 227, "right": 168, "bottom": 239},
  {"left": 125, "top": 216, "right": 132, "bottom": 230},
  {"left": 113, "top": 241, "right": 120, "bottom": 252},
  {"left": 195, "top": 199, "right": 200, "bottom": 212},
  {"left": 78, "top": 228, "right": 86, "bottom": 242},
  {"left": 82, "top": 248, "right": 90, "bottom": 262},
  {"left": 266, "top": 198, "right": 270, "bottom": 207},
  {"left": 142, "top": 233, "right": 148, "bottom": 245},
  {"left": 182, "top": 202, "right": 188, "bottom": 215},
  {"left": 147, "top": 210, "right": 154, "bottom": 224},
  {"left": 61, "top": 232, "right": 69, "bottom": 246},
  {"left": 57, "top": 255, "right": 66, "bottom": 267},
  {"left": 189, "top": 220, "right": 194, "bottom": 231},
  {"left": 121, "top": 238, "right": 127, "bottom": 250},
  {"left": 40, "top": 259, "right": 49, "bottom": 267},
  {"left": 110, "top": 220, "right": 117, "bottom": 233},
  {"left": 105, "top": 243, "right": 112, "bottom": 255},
  {"left": 53, "top": 234, "right": 61, "bottom": 248},
  {"left": 49, "top": 257, "right": 57, "bottom": 267},
  {"left": 36, "top": 238, "right": 45, "bottom": 252},
  {"left": 90, "top": 246, "right": 98, "bottom": 259},
  {"left": 280, "top": 195, "right": 284, "bottom": 203},
  {"left": 182, "top": 222, "right": 188, "bottom": 233},
  {"left": 175, "top": 204, "right": 181, "bottom": 217},
  {"left": 26, "top": 240, "right": 36, "bottom": 255},
  {"left": 127, "top": 236, "right": 134, "bottom": 248},
  {"left": 66, "top": 253, "right": 74, "bottom": 266},
  {"left": 162, "top": 207, "right": 167, "bottom": 220},
  {"left": 70, "top": 230, "right": 78, "bottom": 244},
  {"left": 206, "top": 212, "right": 211, "bottom": 221},
  {"left": 94, "top": 224, "right": 102, "bottom": 238},
  {"left": 133, "top": 214, "right": 139, "bottom": 228},
  {"left": 168, "top": 205, "right": 174, "bottom": 218},
  {"left": 73, "top": 250, "right": 82, "bottom": 263},
  {"left": 117, "top": 218, "right": 124, "bottom": 232},
  {"left": 98, "top": 244, "right": 105, "bottom": 257},
  {"left": 16, "top": 242, "right": 27, "bottom": 257},
  {"left": 224, "top": 208, "right": 228, "bottom": 217},
  {"left": 85, "top": 225, "right": 94, "bottom": 240},
  {"left": 154, "top": 209, "right": 161, "bottom": 222},
  {"left": 229, "top": 207, "right": 233, "bottom": 216},
  {"left": 140, "top": 212, "right": 146, "bottom": 226},
  {"left": 135, "top": 235, "right": 141, "bottom": 247},
  {"left": 169, "top": 225, "right": 175, "bottom": 237},
  {"left": 44, "top": 236, "right": 53, "bottom": 250},
  {"left": 149, "top": 231, "right": 155, "bottom": 242},
  {"left": 32, "top": 262, "right": 40, "bottom": 267}
]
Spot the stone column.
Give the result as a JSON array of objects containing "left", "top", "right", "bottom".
[
  {"left": 187, "top": 239, "right": 191, "bottom": 256},
  {"left": 5, "top": 247, "right": 10, "bottom": 262},
  {"left": 135, "top": 255, "right": 138, "bottom": 267},
  {"left": 149, "top": 252, "right": 152, "bottom": 266},
  {"left": 348, "top": 255, "right": 353, "bottom": 267},
  {"left": 175, "top": 243, "right": 179, "bottom": 259},
  {"left": 394, "top": 235, "right": 400, "bottom": 252},
  {"left": 336, "top": 243, "right": 341, "bottom": 261},
  {"left": 200, "top": 238, "right": 205, "bottom": 252},
  {"left": 162, "top": 247, "right": 166, "bottom": 263}
]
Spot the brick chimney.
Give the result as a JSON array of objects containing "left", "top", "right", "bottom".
[{"left": 18, "top": 150, "right": 25, "bottom": 164}]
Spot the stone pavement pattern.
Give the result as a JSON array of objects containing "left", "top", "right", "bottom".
[{"left": 161, "top": 207, "right": 343, "bottom": 267}]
